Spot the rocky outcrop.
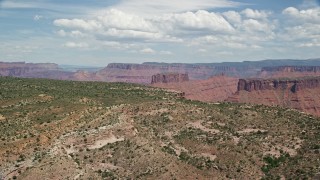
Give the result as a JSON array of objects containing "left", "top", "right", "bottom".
[
  {"left": 259, "top": 66, "right": 320, "bottom": 79},
  {"left": 262, "top": 66, "right": 320, "bottom": 72},
  {"left": 228, "top": 77, "right": 320, "bottom": 116},
  {"left": 153, "top": 75, "right": 238, "bottom": 102},
  {"left": 107, "top": 63, "right": 158, "bottom": 70},
  {"left": 151, "top": 73, "right": 189, "bottom": 84},
  {"left": 101, "top": 63, "right": 252, "bottom": 84},
  {"left": 237, "top": 78, "right": 320, "bottom": 93},
  {"left": 0, "top": 62, "right": 59, "bottom": 77}
]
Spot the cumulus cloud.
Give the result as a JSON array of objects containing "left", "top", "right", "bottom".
[
  {"left": 64, "top": 42, "right": 88, "bottom": 48},
  {"left": 57, "top": 30, "right": 87, "bottom": 38},
  {"left": 33, "top": 15, "right": 43, "bottom": 21},
  {"left": 54, "top": 19, "right": 101, "bottom": 31},
  {"left": 57, "top": 30, "right": 67, "bottom": 37},
  {"left": 157, "top": 10, "right": 235, "bottom": 33},
  {"left": 299, "top": 42, "right": 320, "bottom": 47},
  {"left": 241, "top": 8, "right": 270, "bottom": 19},
  {"left": 0, "top": 1, "right": 36, "bottom": 9},
  {"left": 96, "top": 9, "right": 156, "bottom": 32},
  {"left": 140, "top": 48, "right": 155, "bottom": 54},
  {"left": 53, "top": 8, "right": 237, "bottom": 43},
  {"left": 222, "top": 11, "right": 242, "bottom": 24},
  {"left": 241, "top": 19, "right": 273, "bottom": 33},
  {"left": 280, "top": 6, "right": 320, "bottom": 48},
  {"left": 283, "top": 6, "right": 320, "bottom": 23},
  {"left": 52, "top": 4, "right": 320, "bottom": 60},
  {"left": 70, "top": 31, "right": 86, "bottom": 38},
  {"left": 111, "top": 0, "right": 241, "bottom": 16}
]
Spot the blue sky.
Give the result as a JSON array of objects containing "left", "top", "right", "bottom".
[{"left": 0, "top": 0, "right": 319, "bottom": 66}]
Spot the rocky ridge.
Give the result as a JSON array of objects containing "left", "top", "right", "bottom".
[
  {"left": 153, "top": 75, "right": 238, "bottom": 102},
  {"left": 151, "top": 73, "right": 189, "bottom": 84},
  {"left": 237, "top": 77, "right": 320, "bottom": 93},
  {"left": 228, "top": 77, "right": 320, "bottom": 116},
  {"left": 0, "top": 62, "right": 59, "bottom": 77},
  {"left": 262, "top": 66, "right": 320, "bottom": 72},
  {"left": 259, "top": 66, "right": 320, "bottom": 79}
]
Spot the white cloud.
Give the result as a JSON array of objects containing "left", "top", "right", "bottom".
[
  {"left": 299, "top": 42, "right": 320, "bottom": 47},
  {"left": 282, "top": 7, "right": 320, "bottom": 23},
  {"left": 54, "top": 19, "right": 101, "bottom": 31},
  {"left": 159, "top": 10, "right": 235, "bottom": 33},
  {"left": 57, "top": 30, "right": 87, "bottom": 38},
  {"left": 222, "top": 11, "right": 241, "bottom": 24},
  {"left": 110, "top": 0, "right": 241, "bottom": 16},
  {"left": 0, "top": 1, "right": 36, "bottom": 9},
  {"left": 140, "top": 48, "right": 155, "bottom": 54},
  {"left": 101, "top": 41, "right": 141, "bottom": 50},
  {"left": 70, "top": 31, "right": 87, "bottom": 38},
  {"left": 57, "top": 30, "right": 67, "bottom": 37},
  {"left": 279, "top": 7, "right": 320, "bottom": 48},
  {"left": 64, "top": 42, "right": 88, "bottom": 48},
  {"left": 98, "top": 28, "right": 178, "bottom": 42},
  {"left": 33, "top": 15, "right": 43, "bottom": 21},
  {"left": 241, "top": 19, "right": 272, "bottom": 33},
  {"left": 96, "top": 9, "right": 156, "bottom": 32},
  {"left": 241, "top": 8, "right": 270, "bottom": 19},
  {"left": 51, "top": 5, "right": 320, "bottom": 62},
  {"left": 54, "top": 9, "right": 236, "bottom": 44}
]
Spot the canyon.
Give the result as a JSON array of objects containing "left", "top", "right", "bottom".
[
  {"left": 2, "top": 59, "right": 320, "bottom": 83},
  {"left": 3, "top": 60, "right": 320, "bottom": 117},
  {"left": 1, "top": 61, "right": 320, "bottom": 179}
]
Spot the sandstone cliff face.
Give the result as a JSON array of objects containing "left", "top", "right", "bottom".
[
  {"left": 237, "top": 78, "right": 320, "bottom": 92},
  {"left": 228, "top": 77, "right": 320, "bottom": 116},
  {"left": 262, "top": 66, "right": 320, "bottom": 72},
  {"left": 151, "top": 73, "right": 189, "bottom": 84},
  {"left": 99, "top": 63, "right": 251, "bottom": 84},
  {"left": 0, "top": 62, "right": 59, "bottom": 77},
  {"left": 153, "top": 75, "right": 238, "bottom": 102},
  {"left": 259, "top": 66, "right": 320, "bottom": 79},
  {"left": 106, "top": 63, "right": 161, "bottom": 70}
]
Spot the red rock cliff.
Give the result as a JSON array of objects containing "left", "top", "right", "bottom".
[
  {"left": 228, "top": 77, "right": 320, "bottom": 116},
  {"left": 237, "top": 78, "right": 320, "bottom": 92},
  {"left": 151, "top": 73, "right": 189, "bottom": 84},
  {"left": 0, "top": 62, "right": 59, "bottom": 76},
  {"left": 262, "top": 66, "right": 320, "bottom": 72}
]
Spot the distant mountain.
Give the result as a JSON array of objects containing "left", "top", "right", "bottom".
[
  {"left": 2, "top": 58, "right": 320, "bottom": 84},
  {"left": 59, "top": 64, "right": 103, "bottom": 72}
]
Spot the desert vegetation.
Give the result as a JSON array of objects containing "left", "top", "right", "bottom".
[{"left": 0, "top": 77, "right": 319, "bottom": 179}]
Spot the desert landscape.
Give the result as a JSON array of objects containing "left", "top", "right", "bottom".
[
  {"left": 1, "top": 0, "right": 320, "bottom": 179},
  {"left": 0, "top": 60, "right": 320, "bottom": 179},
  {"left": 0, "top": 76, "right": 319, "bottom": 179}
]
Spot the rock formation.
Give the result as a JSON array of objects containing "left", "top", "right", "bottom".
[
  {"left": 227, "top": 77, "right": 320, "bottom": 116},
  {"left": 153, "top": 75, "right": 239, "bottom": 102},
  {"left": 262, "top": 66, "right": 320, "bottom": 72},
  {"left": 151, "top": 73, "right": 189, "bottom": 84},
  {"left": 0, "top": 62, "right": 59, "bottom": 77},
  {"left": 237, "top": 78, "right": 320, "bottom": 93},
  {"left": 259, "top": 66, "right": 320, "bottom": 79}
]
